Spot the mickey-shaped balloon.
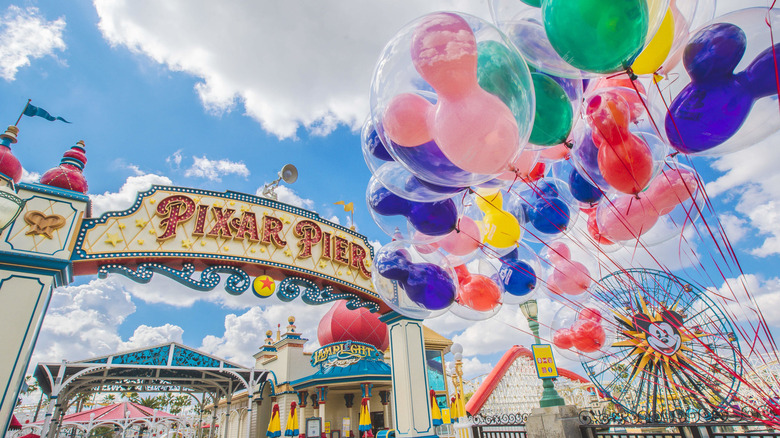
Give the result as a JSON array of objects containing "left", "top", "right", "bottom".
[
  {"left": 474, "top": 190, "right": 521, "bottom": 248},
  {"left": 587, "top": 91, "right": 653, "bottom": 195},
  {"left": 666, "top": 23, "right": 780, "bottom": 154},
  {"left": 368, "top": 185, "right": 458, "bottom": 236},
  {"left": 526, "top": 180, "right": 571, "bottom": 235},
  {"left": 545, "top": 241, "right": 590, "bottom": 296},
  {"left": 453, "top": 264, "right": 502, "bottom": 312},
  {"left": 499, "top": 248, "right": 538, "bottom": 297},
  {"left": 383, "top": 13, "right": 521, "bottom": 175},
  {"left": 374, "top": 249, "right": 457, "bottom": 310}
]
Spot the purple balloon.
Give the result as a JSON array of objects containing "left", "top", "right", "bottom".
[
  {"left": 374, "top": 249, "right": 456, "bottom": 310},
  {"left": 390, "top": 139, "right": 473, "bottom": 187},
  {"left": 572, "top": 129, "right": 608, "bottom": 187},
  {"left": 666, "top": 23, "right": 780, "bottom": 154},
  {"left": 368, "top": 185, "right": 457, "bottom": 236}
]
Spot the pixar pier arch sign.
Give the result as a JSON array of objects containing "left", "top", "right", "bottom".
[{"left": 70, "top": 186, "right": 383, "bottom": 311}]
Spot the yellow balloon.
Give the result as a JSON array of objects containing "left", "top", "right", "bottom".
[
  {"left": 475, "top": 191, "right": 520, "bottom": 248},
  {"left": 631, "top": 8, "right": 675, "bottom": 75}
]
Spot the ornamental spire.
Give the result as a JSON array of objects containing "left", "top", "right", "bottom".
[{"left": 40, "top": 140, "right": 88, "bottom": 193}]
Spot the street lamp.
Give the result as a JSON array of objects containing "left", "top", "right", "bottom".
[
  {"left": 260, "top": 164, "right": 298, "bottom": 200},
  {"left": 519, "top": 299, "right": 566, "bottom": 408},
  {"left": 449, "top": 343, "right": 468, "bottom": 438}
]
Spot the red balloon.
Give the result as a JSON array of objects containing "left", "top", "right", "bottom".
[
  {"left": 553, "top": 329, "right": 575, "bottom": 350},
  {"left": 457, "top": 272, "right": 501, "bottom": 312},
  {"left": 587, "top": 92, "right": 653, "bottom": 195},
  {"left": 572, "top": 319, "right": 606, "bottom": 353},
  {"left": 578, "top": 307, "right": 603, "bottom": 323}
]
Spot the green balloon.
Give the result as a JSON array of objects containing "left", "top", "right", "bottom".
[
  {"left": 476, "top": 41, "right": 534, "bottom": 140},
  {"left": 529, "top": 73, "right": 572, "bottom": 146},
  {"left": 520, "top": 0, "right": 542, "bottom": 7},
  {"left": 543, "top": 0, "right": 648, "bottom": 73}
]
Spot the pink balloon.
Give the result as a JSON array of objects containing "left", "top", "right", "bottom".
[
  {"left": 497, "top": 150, "right": 539, "bottom": 181},
  {"left": 383, "top": 93, "right": 433, "bottom": 147},
  {"left": 645, "top": 168, "right": 699, "bottom": 215},
  {"left": 438, "top": 216, "right": 481, "bottom": 256},
  {"left": 547, "top": 261, "right": 590, "bottom": 296},
  {"left": 539, "top": 144, "right": 570, "bottom": 162},
  {"left": 405, "top": 13, "right": 520, "bottom": 175},
  {"left": 546, "top": 242, "right": 590, "bottom": 296},
  {"left": 596, "top": 195, "right": 660, "bottom": 242},
  {"left": 547, "top": 241, "right": 571, "bottom": 265}
]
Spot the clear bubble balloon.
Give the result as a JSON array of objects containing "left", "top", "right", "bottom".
[
  {"left": 648, "top": 8, "right": 780, "bottom": 156},
  {"left": 449, "top": 257, "right": 503, "bottom": 321},
  {"left": 372, "top": 240, "right": 457, "bottom": 318},
  {"left": 371, "top": 12, "right": 535, "bottom": 187}
]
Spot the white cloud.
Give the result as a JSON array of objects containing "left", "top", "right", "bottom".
[
  {"left": 92, "top": 0, "right": 491, "bottom": 139},
  {"left": 719, "top": 214, "right": 749, "bottom": 244},
  {"left": 21, "top": 168, "right": 40, "bottom": 184},
  {"left": 184, "top": 156, "right": 249, "bottom": 182},
  {"left": 0, "top": 5, "right": 65, "bottom": 81},
  {"left": 460, "top": 356, "right": 494, "bottom": 381},
  {"left": 90, "top": 173, "right": 173, "bottom": 216},
  {"left": 166, "top": 149, "right": 183, "bottom": 169},
  {"left": 706, "top": 130, "right": 780, "bottom": 257},
  {"left": 260, "top": 185, "right": 316, "bottom": 210},
  {"left": 31, "top": 277, "right": 136, "bottom": 365},
  {"left": 200, "top": 302, "right": 331, "bottom": 367},
  {"left": 119, "top": 324, "right": 184, "bottom": 350}
]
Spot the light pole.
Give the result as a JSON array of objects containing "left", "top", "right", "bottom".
[
  {"left": 519, "top": 299, "right": 566, "bottom": 408},
  {"left": 449, "top": 344, "right": 468, "bottom": 438}
]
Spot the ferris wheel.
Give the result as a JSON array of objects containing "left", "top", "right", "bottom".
[{"left": 581, "top": 269, "right": 742, "bottom": 417}]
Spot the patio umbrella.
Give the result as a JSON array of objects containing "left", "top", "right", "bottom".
[
  {"left": 429, "top": 391, "right": 442, "bottom": 426},
  {"left": 284, "top": 402, "right": 298, "bottom": 437},
  {"left": 358, "top": 398, "right": 372, "bottom": 438},
  {"left": 266, "top": 403, "right": 281, "bottom": 438}
]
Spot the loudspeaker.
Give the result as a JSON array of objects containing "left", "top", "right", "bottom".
[{"left": 280, "top": 164, "right": 298, "bottom": 184}]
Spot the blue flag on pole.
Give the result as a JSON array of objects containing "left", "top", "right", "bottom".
[{"left": 23, "top": 103, "right": 70, "bottom": 123}]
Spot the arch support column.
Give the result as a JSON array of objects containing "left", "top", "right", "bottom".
[{"left": 379, "top": 313, "right": 434, "bottom": 438}]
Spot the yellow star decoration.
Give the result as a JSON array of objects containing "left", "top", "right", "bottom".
[
  {"left": 118, "top": 223, "right": 126, "bottom": 229},
  {"left": 213, "top": 201, "right": 223, "bottom": 208},
  {"left": 200, "top": 241, "right": 207, "bottom": 246},
  {"left": 149, "top": 229, "right": 157, "bottom": 235},
  {"left": 260, "top": 247, "right": 266, "bottom": 253},
  {"left": 192, "top": 197, "right": 201, "bottom": 204},
  {"left": 182, "top": 239, "right": 193, "bottom": 249},
  {"left": 337, "top": 270, "right": 343, "bottom": 276},
  {"left": 250, "top": 248, "right": 256, "bottom": 253},
  {"left": 240, "top": 205, "right": 250, "bottom": 212},
  {"left": 105, "top": 233, "right": 123, "bottom": 247},
  {"left": 284, "top": 248, "right": 292, "bottom": 257},
  {"left": 137, "top": 239, "right": 145, "bottom": 245},
  {"left": 229, "top": 201, "right": 235, "bottom": 206},
  {"left": 149, "top": 199, "right": 156, "bottom": 204},
  {"left": 224, "top": 246, "right": 230, "bottom": 251},
  {"left": 319, "top": 260, "right": 328, "bottom": 269},
  {"left": 135, "top": 219, "right": 148, "bottom": 228}
]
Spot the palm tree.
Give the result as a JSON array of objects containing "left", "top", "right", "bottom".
[
  {"left": 138, "top": 396, "right": 163, "bottom": 409},
  {"left": 102, "top": 394, "right": 116, "bottom": 406}
]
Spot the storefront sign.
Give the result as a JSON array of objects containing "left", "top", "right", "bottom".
[
  {"left": 311, "top": 341, "right": 383, "bottom": 368},
  {"left": 531, "top": 344, "right": 559, "bottom": 379}
]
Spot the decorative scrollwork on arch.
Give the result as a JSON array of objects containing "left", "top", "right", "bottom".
[
  {"left": 98, "top": 262, "right": 251, "bottom": 295},
  {"left": 276, "top": 276, "right": 379, "bottom": 312}
]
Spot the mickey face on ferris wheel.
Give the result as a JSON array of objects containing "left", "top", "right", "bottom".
[{"left": 633, "top": 310, "right": 684, "bottom": 357}]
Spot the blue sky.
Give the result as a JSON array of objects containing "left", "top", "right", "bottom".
[{"left": 3, "top": 0, "right": 780, "bottom": 387}]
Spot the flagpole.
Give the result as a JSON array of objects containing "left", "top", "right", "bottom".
[{"left": 14, "top": 100, "right": 31, "bottom": 126}]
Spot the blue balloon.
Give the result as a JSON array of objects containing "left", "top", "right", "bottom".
[
  {"left": 529, "top": 198, "right": 570, "bottom": 234},
  {"left": 568, "top": 168, "right": 602, "bottom": 204},
  {"left": 375, "top": 249, "right": 456, "bottom": 310},
  {"left": 534, "top": 180, "right": 562, "bottom": 199},
  {"left": 499, "top": 250, "right": 537, "bottom": 296},
  {"left": 368, "top": 185, "right": 458, "bottom": 236}
]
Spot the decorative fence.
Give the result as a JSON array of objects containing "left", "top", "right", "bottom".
[
  {"left": 578, "top": 408, "right": 780, "bottom": 438},
  {"left": 470, "top": 413, "right": 528, "bottom": 438}
]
